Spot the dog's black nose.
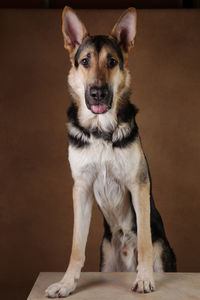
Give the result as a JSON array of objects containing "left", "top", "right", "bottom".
[{"left": 90, "top": 85, "right": 108, "bottom": 101}]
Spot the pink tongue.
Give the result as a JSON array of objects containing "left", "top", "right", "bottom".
[{"left": 91, "top": 104, "right": 107, "bottom": 114}]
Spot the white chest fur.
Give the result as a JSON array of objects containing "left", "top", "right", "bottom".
[
  {"left": 93, "top": 161, "right": 132, "bottom": 231},
  {"left": 68, "top": 137, "right": 141, "bottom": 233}
]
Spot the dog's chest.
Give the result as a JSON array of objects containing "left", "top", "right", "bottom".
[
  {"left": 69, "top": 137, "right": 141, "bottom": 231},
  {"left": 69, "top": 136, "right": 140, "bottom": 182},
  {"left": 93, "top": 162, "right": 133, "bottom": 231}
]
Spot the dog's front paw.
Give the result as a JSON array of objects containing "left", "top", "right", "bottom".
[
  {"left": 45, "top": 280, "right": 76, "bottom": 298},
  {"left": 132, "top": 274, "right": 155, "bottom": 293}
]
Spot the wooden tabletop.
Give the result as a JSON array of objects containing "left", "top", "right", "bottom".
[{"left": 27, "top": 272, "right": 200, "bottom": 300}]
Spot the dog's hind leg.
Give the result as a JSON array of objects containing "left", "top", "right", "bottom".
[
  {"left": 153, "top": 241, "right": 164, "bottom": 272},
  {"left": 153, "top": 239, "right": 176, "bottom": 272},
  {"left": 46, "top": 182, "right": 94, "bottom": 298},
  {"left": 100, "top": 238, "right": 116, "bottom": 272}
]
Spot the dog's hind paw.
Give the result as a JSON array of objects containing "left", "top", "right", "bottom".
[
  {"left": 131, "top": 277, "right": 155, "bottom": 293},
  {"left": 45, "top": 281, "right": 76, "bottom": 298}
]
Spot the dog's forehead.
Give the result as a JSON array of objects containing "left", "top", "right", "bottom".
[
  {"left": 74, "top": 35, "right": 124, "bottom": 68},
  {"left": 89, "top": 35, "right": 120, "bottom": 54}
]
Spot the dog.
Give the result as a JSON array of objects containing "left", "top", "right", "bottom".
[{"left": 45, "top": 7, "right": 176, "bottom": 298}]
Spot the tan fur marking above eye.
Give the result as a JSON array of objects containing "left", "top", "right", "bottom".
[
  {"left": 78, "top": 47, "right": 94, "bottom": 64},
  {"left": 99, "top": 46, "right": 119, "bottom": 69}
]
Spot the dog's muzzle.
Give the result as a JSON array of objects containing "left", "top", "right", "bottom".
[{"left": 85, "top": 84, "right": 113, "bottom": 114}]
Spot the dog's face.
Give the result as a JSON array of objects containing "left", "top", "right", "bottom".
[{"left": 62, "top": 7, "right": 137, "bottom": 117}]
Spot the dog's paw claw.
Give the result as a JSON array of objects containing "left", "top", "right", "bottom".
[
  {"left": 132, "top": 278, "right": 155, "bottom": 293},
  {"left": 45, "top": 281, "right": 75, "bottom": 298}
]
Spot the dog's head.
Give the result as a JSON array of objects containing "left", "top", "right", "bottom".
[{"left": 62, "top": 7, "right": 136, "bottom": 118}]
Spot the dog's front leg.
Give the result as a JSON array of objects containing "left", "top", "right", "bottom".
[
  {"left": 45, "top": 183, "right": 93, "bottom": 298},
  {"left": 129, "top": 181, "right": 155, "bottom": 293}
]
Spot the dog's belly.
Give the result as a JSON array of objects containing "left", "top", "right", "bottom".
[{"left": 93, "top": 164, "right": 133, "bottom": 233}]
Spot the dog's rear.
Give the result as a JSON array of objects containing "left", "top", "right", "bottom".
[{"left": 45, "top": 7, "right": 176, "bottom": 298}]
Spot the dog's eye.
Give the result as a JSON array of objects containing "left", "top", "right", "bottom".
[
  {"left": 80, "top": 58, "right": 89, "bottom": 68},
  {"left": 107, "top": 58, "right": 118, "bottom": 69}
]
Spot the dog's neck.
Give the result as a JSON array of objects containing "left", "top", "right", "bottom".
[
  {"left": 79, "top": 104, "right": 118, "bottom": 133},
  {"left": 67, "top": 99, "right": 139, "bottom": 149}
]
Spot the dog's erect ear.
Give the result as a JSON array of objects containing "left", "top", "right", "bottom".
[
  {"left": 111, "top": 8, "right": 137, "bottom": 52},
  {"left": 62, "top": 6, "right": 88, "bottom": 54}
]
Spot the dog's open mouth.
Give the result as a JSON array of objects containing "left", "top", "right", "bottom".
[
  {"left": 90, "top": 104, "right": 108, "bottom": 114},
  {"left": 85, "top": 86, "right": 113, "bottom": 115}
]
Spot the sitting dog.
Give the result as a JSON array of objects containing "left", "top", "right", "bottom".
[{"left": 46, "top": 7, "right": 176, "bottom": 298}]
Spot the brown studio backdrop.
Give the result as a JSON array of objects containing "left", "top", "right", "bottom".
[{"left": 0, "top": 8, "right": 200, "bottom": 300}]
